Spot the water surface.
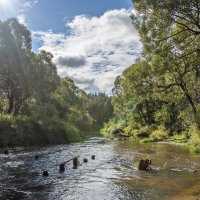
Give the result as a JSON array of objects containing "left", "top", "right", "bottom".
[{"left": 0, "top": 138, "right": 200, "bottom": 200}]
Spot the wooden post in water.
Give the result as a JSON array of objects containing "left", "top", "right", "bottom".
[
  {"left": 4, "top": 149, "right": 9, "bottom": 155},
  {"left": 59, "top": 156, "right": 80, "bottom": 171},
  {"left": 91, "top": 155, "right": 95, "bottom": 160},
  {"left": 138, "top": 159, "right": 151, "bottom": 171},
  {"left": 59, "top": 162, "right": 65, "bottom": 172},
  {"left": 43, "top": 171, "right": 49, "bottom": 177},
  {"left": 73, "top": 156, "right": 78, "bottom": 169},
  {"left": 83, "top": 158, "right": 88, "bottom": 163}
]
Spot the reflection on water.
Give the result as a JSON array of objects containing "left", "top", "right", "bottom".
[{"left": 0, "top": 138, "right": 200, "bottom": 200}]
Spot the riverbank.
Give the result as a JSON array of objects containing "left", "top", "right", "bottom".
[
  {"left": 0, "top": 114, "right": 101, "bottom": 148},
  {"left": 101, "top": 125, "right": 200, "bottom": 154},
  {"left": 139, "top": 133, "right": 200, "bottom": 154}
]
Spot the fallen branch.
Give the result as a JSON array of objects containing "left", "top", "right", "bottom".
[
  {"left": 61, "top": 155, "right": 80, "bottom": 165},
  {"left": 59, "top": 156, "right": 80, "bottom": 172}
]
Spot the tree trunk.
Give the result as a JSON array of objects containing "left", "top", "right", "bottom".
[
  {"left": 180, "top": 84, "right": 200, "bottom": 128},
  {"left": 145, "top": 99, "right": 152, "bottom": 125},
  {"left": 8, "top": 96, "right": 14, "bottom": 114}
]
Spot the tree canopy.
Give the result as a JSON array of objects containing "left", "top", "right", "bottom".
[
  {"left": 0, "top": 18, "right": 113, "bottom": 146},
  {"left": 102, "top": 0, "right": 200, "bottom": 152}
]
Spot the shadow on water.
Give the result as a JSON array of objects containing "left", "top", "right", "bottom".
[{"left": 0, "top": 138, "right": 200, "bottom": 200}]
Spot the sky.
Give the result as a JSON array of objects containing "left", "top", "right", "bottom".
[{"left": 0, "top": 0, "right": 142, "bottom": 93}]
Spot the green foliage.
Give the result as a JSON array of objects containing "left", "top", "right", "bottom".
[
  {"left": 29, "top": 50, "right": 60, "bottom": 104},
  {"left": 150, "top": 127, "right": 169, "bottom": 141},
  {"left": 134, "top": 126, "right": 151, "bottom": 138},
  {"left": 188, "top": 126, "right": 200, "bottom": 153},
  {"left": 0, "top": 114, "right": 15, "bottom": 146},
  {"left": 0, "top": 18, "right": 32, "bottom": 114},
  {"left": 0, "top": 18, "right": 113, "bottom": 147},
  {"left": 100, "top": 118, "right": 123, "bottom": 138},
  {"left": 102, "top": 0, "right": 200, "bottom": 153},
  {"left": 140, "top": 126, "right": 168, "bottom": 143},
  {"left": 131, "top": 0, "right": 200, "bottom": 128},
  {"left": 65, "top": 123, "right": 81, "bottom": 143},
  {"left": 88, "top": 93, "right": 113, "bottom": 126},
  {"left": 154, "top": 105, "right": 171, "bottom": 125}
]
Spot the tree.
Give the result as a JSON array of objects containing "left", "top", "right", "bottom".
[
  {"left": 0, "top": 18, "right": 32, "bottom": 114},
  {"left": 88, "top": 93, "right": 113, "bottom": 126},
  {"left": 29, "top": 50, "right": 60, "bottom": 105},
  {"left": 132, "top": 0, "right": 200, "bottom": 127},
  {"left": 123, "top": 61, "right": 156, "bottom": 126},
  {"left": 132, "top": 0, "right": 200, "bottom": 55},
  {"left": 52, "top": 77, "right": 93, "bottom": 132},
  {"left": 0, "top": 17, "right": 108, "bottom": 146}
]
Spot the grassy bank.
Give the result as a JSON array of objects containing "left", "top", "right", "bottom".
[{"left": 101, "top": 123, "right": 200, "bottom": 154}]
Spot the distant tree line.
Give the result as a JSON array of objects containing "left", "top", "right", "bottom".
[{"left": 0, "top": 18, "right": 113, "bottom": 146}]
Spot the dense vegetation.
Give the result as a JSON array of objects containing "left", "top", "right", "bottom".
[
  {"left": 1, "top": 1, "right": 199, "bottom": 153},
  {"left": 101, "top": 0, "right": 200, "bottom": 153},
  {"left": 0, "top": 18, "right": 113, "bottom": 146}
]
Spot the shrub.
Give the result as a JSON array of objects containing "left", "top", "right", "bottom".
[
  {"left": 135, "top": 126, "right": 152, "bottom": 138},
  {"left": 140, "top": 126, "right": 168, "bottom": 143},
  {"left": 188, "top": 126, "right": 200, "bottom": 154},
  {"left": 150, "top": 126, "right": 169, "bottom": 141},
  {"left": 65, "top": 123, "right": 81, "bottom": 143},
  {"left": 0, "top": 114, "right": 16, "bottom": 146}
]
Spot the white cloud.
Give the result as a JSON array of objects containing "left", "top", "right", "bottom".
[
  {"left": 24, "top": 0, "right": 38, "bottom": 8},
  {"left": 17, "top": 15, "right": 27, "bottom": 26},
  {"left": 33, "top": 9, "right": 142, "bottom": 93}
]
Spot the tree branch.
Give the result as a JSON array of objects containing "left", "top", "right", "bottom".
[
  {"left": 174, "top": 20, "right": 200, "bottom": 35},
  {"left": 157, "top": 83, "right": 181, "bottom": 91}
]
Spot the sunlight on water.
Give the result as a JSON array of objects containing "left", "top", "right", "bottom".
[{"left": 0, "top": 138, "right": 200, "bottom": 200}]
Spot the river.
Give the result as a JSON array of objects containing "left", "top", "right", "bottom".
[{"left": 0, "top": 137, "right": 200, "bottom": 200}]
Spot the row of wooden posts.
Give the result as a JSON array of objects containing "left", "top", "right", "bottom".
[
  {"left": 38, "top": 155, "right": 96, "bottom": 177},
  {"left": 41, "top": 156, "right": 152, "bottom": 176},
  {"left": 3, "top": 149, "right": 151, "bottom": 173}
]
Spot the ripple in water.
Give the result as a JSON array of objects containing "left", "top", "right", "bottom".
[{"left": 0, "top": 137, "right": 200, "bottom": 200}]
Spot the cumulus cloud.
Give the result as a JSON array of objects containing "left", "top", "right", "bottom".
[
  {"left": 55, "top": 55, "right": 87, "bottom": 68},
  {"left": 33, "top": 9, "right": 142, "bottom": 93}
]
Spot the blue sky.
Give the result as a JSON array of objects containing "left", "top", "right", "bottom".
[
  {"left": 0, "top": 0, "right": 133, "bottom": 29},
  {"left": 28, "top": 0, "right": 133, "bottom": 30},
  {"left": 0, "top": 0, "right": 141, "bottom": 93}
]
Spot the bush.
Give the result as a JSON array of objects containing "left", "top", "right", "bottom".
[
  {"left": 140, "top": 126, "right": 168, "bottom": 143},
  {"left": 188, "top": 126, "right": 200, "bottom": 153},
  {"left": 65, "top": 123, "right": 81, "bottom": 143},
  {"left": 135, "top": 126, "right": 152, "bottom": 138},
  {"left": 150, "top": 126, "right": 169, "bottom": 141},
  {"left": 100, "top": 117, "right": 126, "bottom": 138},
  {"left": 0, "top": 111, "right": 84, "bottom": 146},
  {"left": 0, "top": 114, "right": 16, "bottom": 146}
]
